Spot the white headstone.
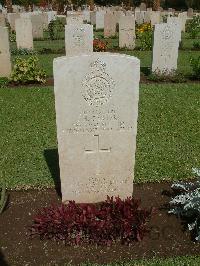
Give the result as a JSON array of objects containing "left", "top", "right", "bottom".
[
  {"left": 178, "top": 12, "right": 187, "bottom": 32},
  {"left": 0, "top": 14, "right": 5, "bottom": 27},
  {"left": 151, "top": 11, "right": 161, "bottom": 26},
  {"left": 96, "top": 11, "right": 105, "bottom": 30},
  {"left": 31, "top": 14, "right": 44, "bottom": 39},
  {"left": 53, "top": 53, "right": 140, "bottom": 203},
  {"left": 119, "top": 16, "right": 135, "bottom": 49},
  {"left": 15, "top": 18, "right": 33, "bottom": 50},
  {"left": 152, "top": 23, "right": 179, "bottom": 74},
  {"left": 65, "top": 24, "right": 93, "bottom": 56},
  {"left": 67, "top": 13, "right": 84, "bottom": 25},
  {"left": 0, "top": 27, "right": 11, "bottom": 77},
  {"left": 167, "top": 16, "right": 181, "bottom": 42},
  {"left": 7, "top": 13, "right": 20, "bottom": 31},
  {"left": 104, "top": 13, "right": 116, "bottom": 38}
]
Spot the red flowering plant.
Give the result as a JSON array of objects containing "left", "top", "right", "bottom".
[
  {"left": 30, "top": 196, "right": 154, "bottom": 246},
  {"left": 93, "top": 39, "right": 108, "bottom": 52}
]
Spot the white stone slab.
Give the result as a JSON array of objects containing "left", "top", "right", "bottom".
[
  {"left": 65, "top": 24, "right": 93, "bottom": 56},
  {"left": 152, "top": 23, "right": 180, "bottom": 74},
  {"left": 53, "top": 53, "right": 140, "bottom": 203},
  {"left": 0, "top": 27, "right": 11, "bottom": 77},
  {"left": 104, "top": 13, "right": 116, "bottom": 38},
  {"left": 119, "top": 15, "right": 135, "bottom": 49},
  {"left": 15, "top": 18, "right": 33, "bottom": 50}
]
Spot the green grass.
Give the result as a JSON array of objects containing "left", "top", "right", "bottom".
[
  {"left": 0, "top": 84, "right": 199, "bottom": 189},
  {"left": 80, "top": 256, "right": 200, "bottom": 266}
]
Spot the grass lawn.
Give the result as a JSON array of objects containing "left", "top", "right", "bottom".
[
  {"left": 82, "top": 256, "right": 200, "bottom": 266},
  {"left": 0, "top": 83, "right": 199, "bottom": 189}
]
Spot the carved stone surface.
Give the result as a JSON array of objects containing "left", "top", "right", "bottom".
[
  {"left": 0, "top": 27, "right": 11, "bottom": 77},
  {"left": 0, "top": 14, "right": 5, "bottom": 27},
  {"left": 152, "top": 23, "right": 180, "bottom": 74},
  {"left": 7, "top": 13, "right": 20, "bottom": 31},
  {"left": 31, "top": 14, "right": 44, "bottom": 39},
  {"left": 150, "top": 11, "right": 161, "bottom": 26},
  {"left": 119, "top": 15, "right": 135, "bottom": 49},
  {"left": 67, "top": 13, "right": 84, "bottom": 25},
  {"left": 53, "top": 53, "right": 140, "bottom": 203},
  {"left": 65, "top": 24, "right": 93, "bottom": 56},
  {"left": 95, "top": 11, "right": 106, "bottom": 30},
  {"left": 15, "top": 18, "right": 33, "bottom": 50},
  {"left": 167, "top": 16, "right": 181, "bottom": 42},
  {"left": 104, "top": 13, "right": 117, "bottom": 38}
]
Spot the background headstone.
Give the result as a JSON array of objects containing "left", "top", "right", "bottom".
[
  {"left": 152, "top": 23, "right": 180, "bottom": 74},
  {"left": 0, "top": 27, "right": 11, "bottom": 77},
  {"left": 119, "top": 15, "right": 135, "bottom": 49},
  {"left": 15, "top": 18, "right": 33, "bottom": 50},
  {"left": 104, "top": 13, "right": 116, "bottom": 38},
  {"left": 65, "top": 24, "right": 93, "bottom": 56},
  {"left": 53, "top": 53, "right": 140, "bottom": 203}
]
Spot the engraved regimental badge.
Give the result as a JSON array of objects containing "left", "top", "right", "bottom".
[{"left": 82, "top": 59, "right": 115, "bottom": 107}]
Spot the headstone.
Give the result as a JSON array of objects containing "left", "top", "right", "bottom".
[
  {"left": 135, "top": 11, "right": 143, "bottom": 25},
  {"left": 187, "top": 8, "right": 193, "bottom": 18},
  {"left": 104, "top": 13, "right": 116, "bottom": 38},
  {"left": 0, "top": 27, "right": 11, "bottom": 77},
  {"left": 135, "top": 7, "right": 140, "bottom": 12},
  {"left": 96, "top": 11, "right": 105, "bottom": 29},
  {"left": 0, "top": 14, "right": 5, "bottom": 27},
  {"left": 119, "top": 15, "right": 135, "bottom": 49},
  {"left": 53, "top": 53, "right": 140, "bottom": 203},
  {"left": 150, "top": 11, "right": 161, "bottom": 26},
  {"left": 47, "top": 11, "right": 57, "bottom": 24},
  {"left": 152, "top": 23, "right": 179, "bottom": 74},
  {"left": 15, "top": 18, "right": 33, "bottom": 50},
  {"left": 65, "top": 24, "right": 93, "bottom": 56},
  {"left": 31, "top": 14, "right": 44, "bottom": 39},
  {"left": 83, "top": 10, "right": 91, "bottom": 23},
  {"left": 144, "top": 11, "right": 151, "bottom": 23},
  {"left": 140, "top": 3, "right": 147, "bottom": 11},
  {"left": 178, "top": 12, "right": 187, "bottom": 32},
  {"left": 167, "top": 16, "right": 181, "bottom": 42},
  {"left": 90, "top": 11, "right": 96, "bottom": 25},
  {"left": 67, "top": 13, "right": 84, "bottom": 25},
  {"left": 7, "top": 13, "right": 20, "bottom": 31}
]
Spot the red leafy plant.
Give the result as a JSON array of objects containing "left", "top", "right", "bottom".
[
  {"left": 93, "top": 39, "right": 107, "bottom": 52},
  {"left": 30, "top": 196, "right": 154, "bottom": 246}
]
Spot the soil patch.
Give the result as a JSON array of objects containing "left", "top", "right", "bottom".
[{"left": 0, "top": 182, "right": 200, "bottom": 266}]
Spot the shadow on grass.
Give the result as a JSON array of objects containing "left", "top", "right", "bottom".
[
  {"left": 0, "top": 249, "right": 9, "bottom": 266},
  {"left": 44, "top": 149, "right": 61, "bottom": 198}
]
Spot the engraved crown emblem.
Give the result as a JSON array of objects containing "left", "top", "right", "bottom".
[{"left": 81, "top": 58, "right": 115, "bottom": 107}]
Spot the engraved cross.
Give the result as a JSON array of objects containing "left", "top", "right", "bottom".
[{"left": 85, "top": 135, "right": 111, "bottom": 154}]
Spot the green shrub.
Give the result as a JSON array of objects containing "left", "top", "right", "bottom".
[
  {"left": 190, "top": 56, "right": 200, "bottom": 79},
  {"left": 187, "top": 16, "right": 200, "bottom": 38},
  {"left": 193, "top": 41, "right": 200, "bottom": 50},
  {"left": 10, "top": 56, "right": 46, "bottom": 84},
  {"left": 148, "top": 70, "right": 186, "bottom": 83},
  {"left": 0, "top": 77, "right": 9, "bottom": 88},
  {"left": 11, "top": 48, "right": 37, "bottom": 56},
  {"left": 48, "top": 18, "right": 65, "bottom": 40},
  {"left": 136, "top": 23, "right": 153, "bottom": 51},
  {"left": 169, "top": 171, "right": 200, "bottom": 242}
]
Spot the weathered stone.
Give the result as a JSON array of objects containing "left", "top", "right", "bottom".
[
  {"left": 53, "top": 53, "right": 140, "bottom": 203},
  {"left": 65, "top": 24, "right": 93, "bottom": 56},
  {"left": 15, "top": 18, "right": 33, "bottom": 50},
  {"left": 0, "top": 27, "right": 11, "bottom": 77},
  {"left": 152, "top": 23, "right": 179, "bottom": 74},
  {"left": 119, "top": 15, "right": 135, "bottom": 49},
  {"left": 7, "top": 13, "right": 20, "bottom": 31},
  {"left": 104, "top": 13, "right": 116, "bottom": 38}
]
